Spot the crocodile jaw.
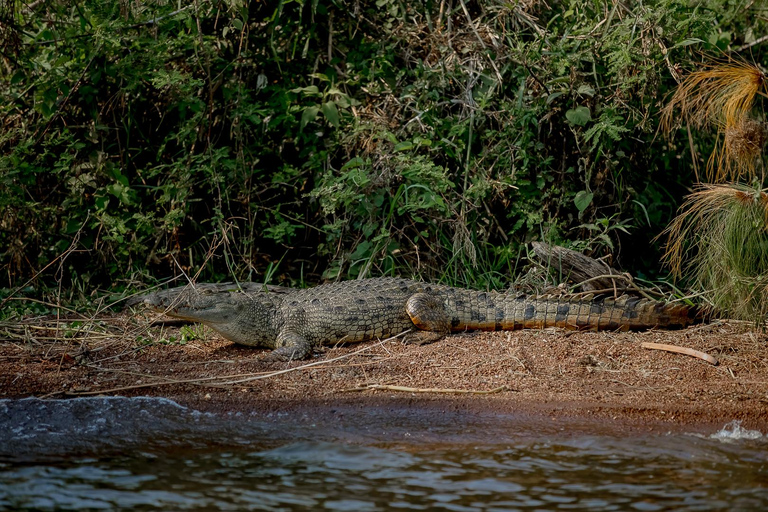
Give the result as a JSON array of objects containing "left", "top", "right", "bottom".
[
  {"left": 143, "top": 290, "right": 245, "bottom": 324},
  {"left": 143, "top": 290, "right": 279, "bottom": 348}
]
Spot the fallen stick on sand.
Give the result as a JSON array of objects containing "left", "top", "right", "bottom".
[
  {"left": 641, "top": 342, "right": 719, "bottom": 365},
  {"left": 344, "top": 384, "right": 510, "bottom": 394},
  {"left": 59, "top": 332, "right": 410, "bottom": 396}
]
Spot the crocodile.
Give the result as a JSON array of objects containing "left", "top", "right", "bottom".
[{"left": 136, "top": 277, "right": 701, "bottom": 360}]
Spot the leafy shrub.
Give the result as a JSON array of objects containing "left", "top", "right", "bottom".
[{"left": 0, "top": 0, "right": 765, "bottom": 299}]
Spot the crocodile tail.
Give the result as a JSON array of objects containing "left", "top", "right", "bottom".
[
  {"left": 445, "top": 292, "right": 703, "bottom": 332},
  {"left": 558, "top": 296, "right": 703, "bottom": 331}
]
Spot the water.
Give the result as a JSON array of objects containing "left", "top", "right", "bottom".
[{"left": 1, "top": 398, "right": 766, "bottom": 511}]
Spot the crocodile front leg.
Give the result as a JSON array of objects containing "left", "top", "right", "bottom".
[
  {"left": 266, "top": 331, "right": 313, "bottom": 361},
  {"left": 266, "top": 307, "right": 314, "bottom": 361}
]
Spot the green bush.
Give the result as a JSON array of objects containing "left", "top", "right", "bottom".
[{"left": 0, "top": 0, "right": 765, "bottom": 299}]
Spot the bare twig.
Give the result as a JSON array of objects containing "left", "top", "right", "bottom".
[
  {"left": 125, "top": 5, "right": 194, "bottom": 29},
  {"left": 215, "top": 333, "right": 408, "bottom": 385},
  {"left": 2, "top": 298, "right": 83, "bottom": 317},
  {"left": 735, "top": 34, "right": 768, "bottom": 53},
  {"left": 58, "top": 374, "right": 232, "bottom": 397},
  {"left": 343, "top": 384, "right": 510, "bottom": 394},
  {"left": 63, "top": 332, "right": 411, "bottom": 396},
  {"left": 34, "top": 46, "right": 102, "bottom": 144},
  {"left": 456, "top": 0, "right": 503, "bottom": 84},
  {"left": 0, "top": 213, "right": 90, "bottom": 310},
  {"left": 521, "top": 61, "right": 550, "bottom": 95},
  {"left": 641, "top": 341, "right": 719, "bottom": 365},
  {"left": 570, "top": 274, "right": 659, "bottom": 301}
]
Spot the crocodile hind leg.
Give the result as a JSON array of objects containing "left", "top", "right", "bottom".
[{"left": 404, "top": 292, "right": 451, "bottom": 345}]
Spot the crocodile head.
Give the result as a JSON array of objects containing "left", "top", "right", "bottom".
[
  {"left": 143, "top": 286, "right": 247, "bottom": 323},
  {"left": 141, "top": 285, "right": 280, "bottom": 347}
]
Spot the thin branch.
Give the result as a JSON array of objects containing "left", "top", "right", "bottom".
[
  {"left": 735, "top": 34, "right": 768, "bottom": 52},
  {"left": 0, "top": 213, "right": 90, "bottom": 310},
  {"left": 2, "top": 297, "right": 83, "bottom": 317},
  {"left": 33, "top": 45, "right": 102, "bottom": 144},
  {"left": 135, "top": 5, "right": 194, "bottom": 28},
  {"left": 343, "top": 384, "right": 510, "bottom": 394},
  {"left": 215, "top": 333, "right": 408, "bottom": 385},
  {"left": 521, "top": 61, "right": 550, "bottom": 95},
  {"left": 641, "top": 341, "right": 719, "bottom": 365},
  {"left": 569, "top": 273, "right": 659, "bottom": 301},
  {"left": 62, "top": 332, "right": 410, "bottom": 396},
  {"left": 457, "top": 0, "right": 504, "bottom": 84}
]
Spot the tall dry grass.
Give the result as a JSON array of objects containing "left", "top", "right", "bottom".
[
  {"left": 662, "top": 183, "right": 768, "bottom": 322},
  {"left": 660, "top": 60, "right": 767, "bottom": 182}
]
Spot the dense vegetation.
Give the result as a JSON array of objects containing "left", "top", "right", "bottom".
[{"left": 1, "top": 0, "right": 766, "bottom": 302}]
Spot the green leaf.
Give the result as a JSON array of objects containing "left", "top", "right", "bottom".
[
  {"left": 546, "top": 91, "right": 564, "bottom": 105},
  {"left": 110, "top": 169, "right": 129, "bottom": 186},
  {"left": 94, "top": 196, "right": 109, "bottom": 211},
  {"left": 394, "top": 140, "right": 414, "bottom": 152},
  {"left": 65, "top": 219, "right": 83, "bottom": 234},
  {"left": 673, "top": 38, "right": 704, "bottom": 48},
  {"left": 566, "top": 106, "right": 591, "bottom": 126},
  {"left": 321, "top": 101, "right": 339, "bottom": 127},
  {"left": 300, "top": 106, "right": 319, "bottom": 129},
  {"left": 597, "top": 233, "right": 614, "bottom": 250},
  {"left": 349, "top": 240, "right": 372, "bottom": 260},
  {"left": 574, "top": 190, "right": 593, "bottom": 212},
  {"left": 341, "top": 157, "right": 365, "bottom": 171},
  {"left": 290, "top": 85, "right": 320, "bottom": 96},
  {"left": 576, "top": 85, "right": 595, "bottom": 97},
  {"left": 613, "top": 224, "right": 632, "bottom": 234}
]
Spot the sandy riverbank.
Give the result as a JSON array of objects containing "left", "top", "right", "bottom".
[{"left": 2, "top": 316, "right": 767, "bottom": 430}]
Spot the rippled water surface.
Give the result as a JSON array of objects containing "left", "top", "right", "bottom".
[{"left": 1, "top": 397, "right": 766, "bottom": 510}]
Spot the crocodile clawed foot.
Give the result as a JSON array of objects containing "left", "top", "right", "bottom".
[
  {"left": 402, "top": 331, "right": 445, "bottom": 346},
  {"left": 263, "top": 342, "right": 314, "bottom": 362},
  {"left": 262, "top": 350, "right": 290, "bottom": 362}
]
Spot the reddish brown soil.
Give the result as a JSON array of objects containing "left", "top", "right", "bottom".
[{"left": 2, "top": 316, "right": 767, "bottom": 430}]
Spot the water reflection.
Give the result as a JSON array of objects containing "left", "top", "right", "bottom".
[{"left": 0, "top": 398, "right": 766, "bottom": 511}]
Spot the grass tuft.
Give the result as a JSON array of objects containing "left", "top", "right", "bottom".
[
  {"left": 660, "top": 59, "right": 767, "bottom": 182},
  {"left": 662, "top": 183, "right": 768, "bottom": 323},
  {"left": 721, "top": 117, "right": 767, "bottom": 180}
]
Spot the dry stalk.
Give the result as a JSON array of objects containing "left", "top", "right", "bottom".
[
  {"left": 343, "top": 383, "right": 510, "bottom": 394},
  {"left": 569, "top": 274, "right": 661, "bottom": 300},
  {"left": 213, "top": 335, "right": 403, "bottom": 385},
  {"left": 660, "top": 59, "right": 767, "bottom": 182},
  {"left": 641, "top": 341, "right": 719, "bottom": 365},
  {"left": 661, "top": 60, "right": 766, "bottom": 133},
  {"left": 720, "top": 117, "right": 768, "bottom": 180},
  {"left": 63, "top": 332, "right": 409, "bottom": 396}
]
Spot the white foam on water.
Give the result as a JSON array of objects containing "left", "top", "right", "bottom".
[{"left": 709, "top": 420, "right": 763, "bottom": 442}]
